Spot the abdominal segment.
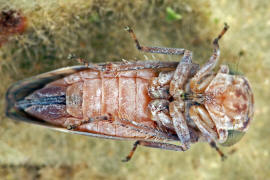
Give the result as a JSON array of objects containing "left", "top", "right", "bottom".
[{"left": 18, "top": 69, "right": 158, "bottom": 138}]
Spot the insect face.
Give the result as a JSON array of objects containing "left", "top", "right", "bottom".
[{"left": 204, "top": 72, "right": 254, "bottom": 144}]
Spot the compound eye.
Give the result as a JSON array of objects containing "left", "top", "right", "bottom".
[{"left": 220, "top": 130, "right": 245, "bottom": 147}]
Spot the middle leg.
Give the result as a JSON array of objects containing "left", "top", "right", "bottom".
[
  {"left": 209, "top": 141, "right": 227, "bottom": 161},
  {"left": 190, "top": 23, "right": 229, "bottom": 92}
]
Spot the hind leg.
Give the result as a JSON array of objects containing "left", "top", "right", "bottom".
[
  {"left": 125, "top": 26, "right": 188, "bottom": 56},
  {"left": 123, "top": 140, "right": 188, "bottom": 162}
]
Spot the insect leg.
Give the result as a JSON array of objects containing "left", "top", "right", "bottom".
[
  {"left": 117, "top": 118, "right": 178, "bottom": 141},
  {"left": 189, "top": 105, "right": 219, "bottom": 140},
  {"left": 209, "top": 141, "right": 227, "bottom": 161},
  {"left": 148, "top": 71, "right": 174, "bottom": 99},
  {"left": 122, "top": 140, "right": 187, "bottom": 162},
  {"left": 148, "top": 99, "right": 174, "bottom": 129},
  {"left": 190, "top": 23, "right": 229, "bottom": 92},
  {"left": 125, "top": 26, "right": 186, "bottom": 55},
  {"left": 67, "top": 115, "right": 111, "bottom": 130},
  {"left": 169, "top": 50, "right": 193, "bottom": 96},
  {"left": 69, "top": 54, "right": 179, "bottom": 72},
  {"left": 167, "top": 50, "right": 193, "bottom": 149},
  {"left": 189, "top": 105, "right": 227, "bottom": 161},
  {"left": 169, "top": 101, "right": 191, "bottom": 150}
]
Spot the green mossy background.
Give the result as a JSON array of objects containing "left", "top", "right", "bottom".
[{"left": 0, "top": 0, "right": 269, "bottom": 179}]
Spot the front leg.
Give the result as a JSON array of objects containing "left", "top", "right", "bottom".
[
  {"left": 209, "top": 141, "right": 227, "bottom": 160},
  {"left": 190, "top": 23, "right": 229, "bottom": 92},
  {"left": 189, "top": 105, "right": 227, "bottom": 160},
  {"left": 189, "top": 105, "right": 219, "bottom": 140}
]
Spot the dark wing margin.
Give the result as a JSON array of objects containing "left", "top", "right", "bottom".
[{"left": 5, "top": 66, "right": 91, "bottom": 132}]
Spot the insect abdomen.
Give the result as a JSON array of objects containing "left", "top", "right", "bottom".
[
  {"left": 19, "top": 69, "right": 159, "bottom": 137},
  {"left": 80, "top": 70, "right": 156, "bottom": 123}
]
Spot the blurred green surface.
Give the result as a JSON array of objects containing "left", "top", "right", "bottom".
[{"left": 0, "top": 0, "right": 269, "bottom": 179}]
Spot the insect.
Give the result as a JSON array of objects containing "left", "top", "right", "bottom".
[{"left": 6, "top": 24, "right": 254, "bottom": 161}]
